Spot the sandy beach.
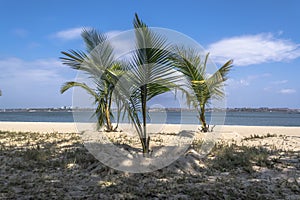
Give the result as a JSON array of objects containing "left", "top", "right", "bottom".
[
  {"left": 0, "top": 122, "right": 78, "bottom": 133},
  {"left": 1, "top": 122, "right": 300, "bottom": 199},
  {"left": 0, "top": 122, "right": 300, "bottom": 136},
  {"left": 1, "top": 121, "right": 299, "bottom": 152},
  {"left": 1, "top": 121, "right": 299, "bottom": 136}
]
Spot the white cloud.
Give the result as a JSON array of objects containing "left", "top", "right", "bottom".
[
  {"left": 227, "top": 73, "right": 270, "bottom": 89},
  {"left": 53, "top": 28, "right": 123, "bottom": 42},
  {"left": 0, "top": 57, "right": 63, "bottom": 81},
  {"left": 208, "top": 33, "right": 300, "bottom": 66},
  {"left": 264, "top": 80, "right": 295, "bottom": 94},
  {"left": 0, "top": 57, "right": 74, "bottom": 108},
  {"left": 226, "top": 78, "right": 249, "bottom": 89},
  {"left": 278, "top": 89, "right": 296, "bottom": 94},
  {"left": 52, "top": 28, "right": 135, "bottom": 58},
  {"left": 271, "top": 80, "right": 288, "bottom": 85},
  {"left": 53, "top": 27, "right": 87, "bottom": 40},
  {"left": 247, "top": 73, "right": 271, "bottom": 80}
]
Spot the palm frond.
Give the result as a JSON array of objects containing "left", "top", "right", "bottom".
[
  {"left": 60, "top": 81, "right": 98, "bottom": 99},
  {"left": 170, "top": 46, "right": 206, "bottom": 82},
  {"left": 60, "top": 50, "right": 88, "bottom": 70},
  {"left": 206, "top": 59, "right": 233, "bottom": 98},
  {"left": 60, "top": 28, "right": 124, "bottom": 131},
  {"left": 170, "top": 45, "right": 233, "bottom": 130},
  {"left": 81, "top": 28, "right": 107, "bottom": 53}
]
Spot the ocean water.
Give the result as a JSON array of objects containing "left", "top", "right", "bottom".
[{"left": 0, "top": 111, "right": 299, "bottom": 126}]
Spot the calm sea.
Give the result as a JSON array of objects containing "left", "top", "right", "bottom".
[{"left": 0, "top": 111, "right": 299, "bottom": 126}]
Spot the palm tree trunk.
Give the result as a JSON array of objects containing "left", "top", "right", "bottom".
[
  {"left": 105, "top": 103, "right": 113, "bottom": 131},
  {"left": 200, "top": 105, "right": 208, "bottom": 132},
  {"left": 105, "top": 93, "right": 113, "bottom": 131},
  {"left": 141, "top": 85, "right": 150, "bottom": 154}
]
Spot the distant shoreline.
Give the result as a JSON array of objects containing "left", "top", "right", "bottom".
[
  {"left": 0, "top": 111, "right": 299, "bottom": 126},
  {"left": 0, "top": 107, "right": 299, "bottom": 113}
]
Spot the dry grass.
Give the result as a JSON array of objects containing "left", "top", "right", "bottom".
[{"left": 0, "top": 130, "right": 299, "bottom": 199}]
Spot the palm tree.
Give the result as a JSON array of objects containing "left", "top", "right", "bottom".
[
  {"left": 113, "top": 14, "right": 179, "bottom": 154},
  {"left": 60, "top": 29, "right": 122, "bottom": 131},
  {"left": 171, "top": 47, "right": 233, "bottom": 132}
]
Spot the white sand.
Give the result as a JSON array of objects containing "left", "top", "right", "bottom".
[
  {"left": 0, "top": 122, "right": 299, "bottom": 137},
  {"left": 220, "top": 125, "right": 300, "bottom": 136},
  {"left": 0, "top": 122, "right": 78, "bottom": 133}
]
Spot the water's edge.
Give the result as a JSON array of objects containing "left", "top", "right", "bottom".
[{"left": 0, "top": 111, "right": 299, "bottom": 127}]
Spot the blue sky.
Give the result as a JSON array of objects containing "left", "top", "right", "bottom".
[{"left": 0, "top": 0, "right": 299, "bottom": 109}]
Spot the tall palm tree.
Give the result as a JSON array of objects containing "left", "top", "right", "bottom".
[
  {"left": 113, "top": 14, "right": 179, "bottom": 154},
  {"left": 171, "top": 47, "right": 233, "bottom": 132},
  {"left": 60, "top": 29, "right": 122, "bottom": 131}
]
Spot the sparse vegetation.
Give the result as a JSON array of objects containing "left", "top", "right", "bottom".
[
  {"left": 243, "top": 133, "right": 278, "bottom": 141},
  {"left": 1, "top": 130, "right": 300, "bottom": 199},
  {"left": 208, "top": 143, "right": 273, "bottom": 173}
]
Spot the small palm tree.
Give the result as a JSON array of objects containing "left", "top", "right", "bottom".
[
  {"left": 171, "top": 47, "right": 233, "bottom": 132},
  {"left": 60, "top": 29, "right": 122, "bottom": 131},
  {"left": 113, "top": 14, "right": 179, "bottom": 154}
]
